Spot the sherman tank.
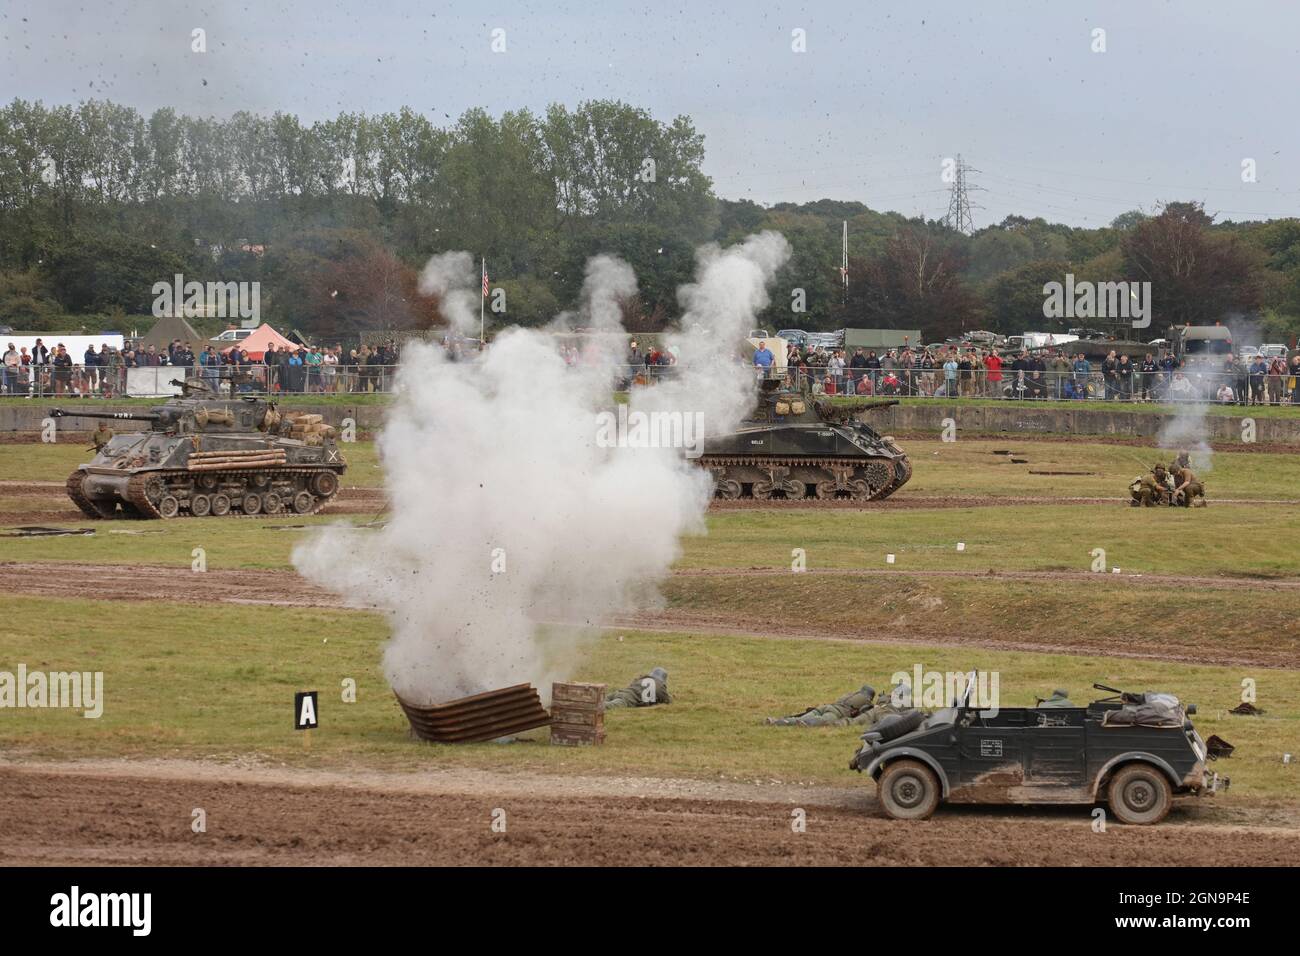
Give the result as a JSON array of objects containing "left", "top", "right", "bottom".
[
  {"left": 52, "top": 380, "right": 347, "bottom": 519},
  {"left": 699, "top": 379, "right": 910, "bottom": 500}
]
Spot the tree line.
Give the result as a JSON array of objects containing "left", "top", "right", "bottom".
[{"left": 1, "top": 97, "right": 1297, "bottom": 344}]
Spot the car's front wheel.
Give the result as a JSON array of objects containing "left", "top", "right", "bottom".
[
  {"left": 877, "top": 759, "right": 941, "bottom": 821},
  {"left": 1107, "top": 764, "right": 1172, "bottom": 825}
]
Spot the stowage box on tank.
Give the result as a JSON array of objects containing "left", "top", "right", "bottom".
[
  {"left": 52, "top": 379, "right": 347, "bottom": 519},
  {"left": 699, "top": 378, "right": 910, "bottom": 501}
]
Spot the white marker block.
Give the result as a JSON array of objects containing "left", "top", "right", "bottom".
[
  {"left": 1112, "top": 567, "right": 1121, "bottom": 574},
  {"left": 956, "top": 542, "right": 965, "bottom": 552},
  {"left": 1284, "top": 753, "right": 1292, "bottom": 765},
  {"left": 886, "top": 554, "right": 896, "bottom": 564}
]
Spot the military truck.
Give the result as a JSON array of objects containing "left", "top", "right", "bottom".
[
  {"left": 52, "top": 380, "right": 346, "bottom": 519},
  {"left": 849, "top": 678, "right": 1225, "bottom": 824}
]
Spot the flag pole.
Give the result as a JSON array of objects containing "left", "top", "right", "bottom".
[{"left": 480, "top": 256, "right": 486, "bottom": 349}]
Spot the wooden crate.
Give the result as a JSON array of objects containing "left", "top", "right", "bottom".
[
  {"left": 552, "top": 682, "right": 605, "bottom": 708},
  {"left": 550, "top": 704, "right": 605, "bottom": 728},
  {"left": 550, "top": 726, "right": 606, "bottom": 746}
]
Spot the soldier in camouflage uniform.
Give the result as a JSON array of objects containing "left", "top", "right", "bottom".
[
  {"left": 848, "top": 684, "right": 916, "bottom": 727},
  {"left": 1170, "top": 460, "right": 1206, "bottom": 507},
  {"left": 1130, "top": 464, "right": 1172, "bottom": 507},
  {"left": 605, "top": 666, "right": 671, "bottom": 708},
  {"left": 91, "top": 421, "right": 114, "bottom": 452},
  {"left": 766, "top": 683, "right": 880, "bottom": 726},
  {"left": 1037, "top": 688, "right": 1075, "bottom": 708}
]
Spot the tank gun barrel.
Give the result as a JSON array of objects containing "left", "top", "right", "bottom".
[{"left": 48, "top": 407, "right": 160, "bottom": 422}]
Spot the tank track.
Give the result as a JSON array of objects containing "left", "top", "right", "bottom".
[
  {"left": 62, "top": 466, "right": 342, "bottom": 520},
  {"left": 698, "top": 454, "right": 910, "bottom": 502},
  {"left": 66, "top": 469, "right": 117, "bottom": 518}
]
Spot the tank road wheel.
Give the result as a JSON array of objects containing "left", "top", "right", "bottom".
[
  {"left": 196, "top": 474, "right": 218, "bottom": 491},
  {"left": 848, "top": 479, "right": 872, "bottom": 500},
  {"left": 241, "top": 493, "right": 263, "bottom": 515},
  {"left": 262, "top": 492, "right": 283, "bottom": 514},
  {"left": 751, "top": 480, "right": 775, "bottom": 501},
  {"left": 210, "top": 493, "right": 231, "bottom": 517},
  {"left": 1107, "top": 764, "right": 1172, "bottom": 825},
  {"left": 715, "top": 478, "right": 743, "bottom": 500},
  {"left": 143, "top": 475, "right": 167, "bottom": 505},
  {"left": 862, "top": 460, "right": 893, "bottom": 494},
  {"left": 877, "top": 759, "right": 941, "bottom": 821},
  {"left": 292, "top": 491, "right": 315, "bottom": 514},
  {"left": 785, "top": 479, "right": 807, "bottom": 500},
  {"left": 158, "top": 495, "right": 180, "bottom": 519},
  {"left": 309, "top": 471, "right": 339, "bottom": 497},
  {"left": 815, "top": 479, "right": 840, "bottom": 499},
  {"left": 190, "top": 494, "right": 212, "bottom": 517}
]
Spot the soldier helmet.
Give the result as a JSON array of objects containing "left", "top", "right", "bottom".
[
  {"left": 649, "top": 667, "right": 668, "bottom": 682},
  {"left": 1052, "top": 688, "right": 1069, "bottom": 699}
]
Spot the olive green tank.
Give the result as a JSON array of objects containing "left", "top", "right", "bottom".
[
  {"left": 52, "top": 379, "right": 347, "bottom": 519},
  {"left": 699, "top": 379, "right": 911, "bottom": 500}
]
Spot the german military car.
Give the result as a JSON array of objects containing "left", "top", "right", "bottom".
[{"left": 849, "top": 679, "right": 1226, "bottom": 825}]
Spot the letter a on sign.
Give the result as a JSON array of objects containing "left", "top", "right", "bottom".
[{"left": 295, "top": 691, "right": 319, "bottom": 730}]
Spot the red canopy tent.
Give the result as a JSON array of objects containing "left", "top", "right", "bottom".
[{"left": 221, "top": 323, "right": 296, "bottom": 361}]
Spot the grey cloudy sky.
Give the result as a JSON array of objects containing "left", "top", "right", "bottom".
[{"left": 3, "top": 0, "right": 1297, "bottom": 227}]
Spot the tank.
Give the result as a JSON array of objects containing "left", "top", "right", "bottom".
[
  {"left": 52, "top": 379, "right": 347, "bottom": 519},
  {"left": 699, "top": 379, "right": 910, "bottom": 500}
]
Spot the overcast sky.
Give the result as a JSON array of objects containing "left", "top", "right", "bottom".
[{"left": 3, "top": 0, "right": 1297, "bottom": 228}]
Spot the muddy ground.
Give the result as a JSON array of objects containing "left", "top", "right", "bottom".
[{"left": 1, "top": 760, "right": 1291, "bottom": 866}]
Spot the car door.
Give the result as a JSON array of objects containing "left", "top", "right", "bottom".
[
  {"left": 1022, "top": 708, "right": 1087, "bottom": 787},
  {"left": 954, "top": 710, "right": 1026, "bottom": 790}
]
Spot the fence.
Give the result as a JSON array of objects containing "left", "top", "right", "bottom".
[
  {"left": 780, "top": 365, "right": 1300, "bottom": 405},
  {"left": 0, "top": 363, "right": 402, "bottom": 399},
  {"left": 3, "top": 360, "right": 1299, "bottom": 406}
]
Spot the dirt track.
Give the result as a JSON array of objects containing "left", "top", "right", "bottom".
[
  {"left": 1, "top": 760, "right": 1292, "bottom": 866},
  {"left": 2, "top": 560, "right": 1296, "bottom": 667}
]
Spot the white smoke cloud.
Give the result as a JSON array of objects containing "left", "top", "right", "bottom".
[
  {"left": 293, "top": 235, "right": 789, "bottom": 705},
  {"left": 417, "top": 251, "right": 480, "bottom": 337},
  {"left": 1157, "top": 401, "right": 1213, "bottom": 473}
]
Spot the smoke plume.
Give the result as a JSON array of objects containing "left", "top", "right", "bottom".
[{"left": 294, "top": 233, "right": 790, "bottom": 704}]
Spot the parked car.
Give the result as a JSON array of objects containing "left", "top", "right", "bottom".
[
  {"left": 849, "top": 678, "right": 1225, "bottom": 825},
  {"left": 776, "top": 329, "right": 808, "bottom": 347},
  {"left": 1260, "top": 343, "right": 1287, "bottom": 359}
]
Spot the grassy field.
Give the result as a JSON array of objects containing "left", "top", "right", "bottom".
[
  {"left": 0, "top": 595, "right": 1293, "bottom": 801},
  {"left": 901, "top": 439, "right": 1300, "bottom": 499},
  {"left": 4, "top": 501, "right": 1299, "bottom": 581}
]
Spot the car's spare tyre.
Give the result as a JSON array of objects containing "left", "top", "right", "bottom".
[
  {"left": 871, "top": 709, "right": 927, "bottom": 743},
  {"left": 877, "top": 758, "right": 941, "bottom": 821},
  {"left": 1107, "top": 764, "right": 1172, "bottom": 825}
]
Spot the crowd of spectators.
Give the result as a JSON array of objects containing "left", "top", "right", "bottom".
[
  {"left": 0, "top": 336, "right": 404, "bottom": 398},
  {"left": 756, "top": 339, "right": 1300, "bottom": 405}
]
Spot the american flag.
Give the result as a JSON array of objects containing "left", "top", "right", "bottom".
[{"left": 482, "top": 267, "right": 489, "bottom": 298}]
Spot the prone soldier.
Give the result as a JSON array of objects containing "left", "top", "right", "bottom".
[{"left": 605, "top": 667, "right": 671, "bottom": 709}]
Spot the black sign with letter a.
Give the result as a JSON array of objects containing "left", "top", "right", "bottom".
[{"left": 295, "top": 691, "right": 319, "bottom": 730}]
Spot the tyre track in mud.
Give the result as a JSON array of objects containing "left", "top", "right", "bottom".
[{"left": 1, "top": 760, "right": 1293, "bottom": 866}]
